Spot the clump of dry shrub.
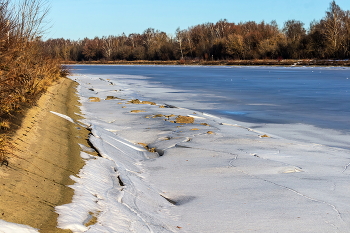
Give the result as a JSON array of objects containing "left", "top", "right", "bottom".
[
  {"left": 0, "top": 0, "right": 68, "bottom": 165},
  {"left": 0, "top": 135, "right": 15, "bottom": 166}
]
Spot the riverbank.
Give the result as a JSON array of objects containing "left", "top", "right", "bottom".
[
  {"left": 2, "top": 67, "right": 349, "bottom": 232},
  {"left": 0, "top": 78, "right": 89, "bottom": 232},
  {"left": 62, "top": 59, "right": 350, "bottom": 67}
]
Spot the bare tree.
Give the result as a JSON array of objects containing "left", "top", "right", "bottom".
[
  {"left": 102, "top": 35, "right": 116, "bottom": 60},
  {"left": 175, "top": 27, "right": 184, "bottom": 59},
  {"left": 226, "top": 34, "right": 246, "bottom": 59},
  {"left": 283, "top": 20, "right": 306, "bottom": 58},
  {"left": 13, "top": 0, "right": 50, "bottom": 41},
  {"left": 323, "top": 0, "right": 346, "bottom": 56},
  {"left": 283, "top": 20, "right": 306, "bottom": 42}
]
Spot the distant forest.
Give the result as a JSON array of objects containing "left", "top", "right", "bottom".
[{"left": 43, "top": 1, "right": 350, "bottom": 62}]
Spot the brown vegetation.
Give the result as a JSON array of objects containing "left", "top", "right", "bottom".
[
  {"left": 175, "top": 116, "right": 195, "bottom": 124},
  {"left": 89, "top": 97, "right": 101, "bottom": 102},
  {"left": 44, "top": 1, "right": 350, "bottom": 63},
  {"left": 138, "top": 142, "right": 157, "bottom": 153},
  {"left": 0, "top": 0, "right": 67, "bottom": 164},
  {"left": 128, "top": 99, "right": 156, "bottom": 105}
]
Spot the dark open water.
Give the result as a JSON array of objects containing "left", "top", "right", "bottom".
[{"left": 71, "top": 65, "right": 350, "bottom": 134}]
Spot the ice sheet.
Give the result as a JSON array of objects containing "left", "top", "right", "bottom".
[{"left": 56, "top": 73, "right": 350, "bottom": 232}]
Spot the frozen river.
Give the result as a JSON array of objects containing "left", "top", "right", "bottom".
[
  {"left": 71, "top": 65, "right": 350, "bottom": 131},
  {"left": 71, "top": 65, "right": 350, "bottom": 149},
  {"left": 50, "top": 65, "right": 350, "bottom": 232}
]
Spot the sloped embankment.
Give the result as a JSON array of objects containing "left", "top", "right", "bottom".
[{"left": 0, "top": 78, "right": 89, "bottom": 232}]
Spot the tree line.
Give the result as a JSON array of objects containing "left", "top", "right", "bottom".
[{"left": 43, "top": 1, "right": 350, "bottom": 62}]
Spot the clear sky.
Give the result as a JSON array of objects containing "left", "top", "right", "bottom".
[{"left": 47, "top": 0, "right": 350, "bottom": 40}]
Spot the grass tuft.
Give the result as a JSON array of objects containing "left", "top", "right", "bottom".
[{"left": 0, "top": 135, "right": 15, "bottom": 166}]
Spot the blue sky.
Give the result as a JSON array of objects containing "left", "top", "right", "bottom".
[{"left": 47, "top": 0, "right": 350, "bottom": 40}]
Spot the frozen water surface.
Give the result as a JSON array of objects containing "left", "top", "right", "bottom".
[
  {"left": 71, "top": 65, "right": 350, "bottom": 149},
  {"left": 52, "top": 65, "right": 350, "bottom": 232},
  {"left": 71, "top": 65, "right": 350, "bottom": 130}
]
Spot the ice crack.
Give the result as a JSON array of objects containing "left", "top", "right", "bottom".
[
  {"left": 341, "top": 161, "right": 350, "bottom": 173},
  {"left": 228, "top": 161, "right": 344, "bottom": 223}
]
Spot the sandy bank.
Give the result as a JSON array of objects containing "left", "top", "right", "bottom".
[{"left": 0, "top": 78, "right": 89, "bottom": 232}]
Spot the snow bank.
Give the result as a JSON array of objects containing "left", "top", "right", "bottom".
[{"left": 0, "top": 220, "right": 38, "bottom": 233}]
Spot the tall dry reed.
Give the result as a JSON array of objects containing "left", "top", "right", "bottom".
[{"left": 0, "top": 0, "right": 68, "bottom": 164}]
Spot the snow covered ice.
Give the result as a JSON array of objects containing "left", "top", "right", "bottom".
[{"left": 50, "top": 68, "right": 350, "bottom": 232}]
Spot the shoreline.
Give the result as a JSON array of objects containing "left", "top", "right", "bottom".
[
  {"left": 62, "top": 59, "right": 350, "bottom": 67},
  {"left": 0, "top": 78, "right": 89, "bottom": 232}
]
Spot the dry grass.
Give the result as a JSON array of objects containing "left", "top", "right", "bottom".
[
  {"left": 128, "top": 99, "right": 156, "bottom": 105},
  {"left": 175, "top": 115, "right": 195, "bottom": 124},
  {"left": 130, "top": 110, "right": 146, "bottom": 113},
  {"left": 0, "top": 120, "right": 11, "bottom": 130},
  {"left": 88, "top": 97, "right": 101, "bottom": 102},
  {"left": 0, "top": 135, "right": 15, "bottom": 166},
  {"left": 138, "top": 143, "right": 157, "bottom": 153},
  {"left": 0, "top": 0, "right": 69, "bottom": 164}
]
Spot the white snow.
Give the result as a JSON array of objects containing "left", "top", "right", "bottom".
[
  {"left": 0, "top": 220, "right": 39, "bottom": 233},
  {"left": 50, "top": 111, "right": 75, "bottom": 123},
  {"left": 52, "top": 72, "right": 350, "bottom": 232}
]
